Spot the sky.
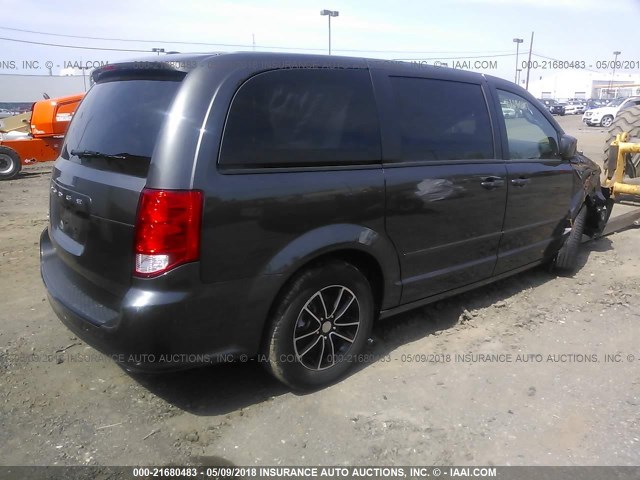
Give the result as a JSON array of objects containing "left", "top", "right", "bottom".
[{"left": 0, "top": 0, "right": 639, "bottom": 83}]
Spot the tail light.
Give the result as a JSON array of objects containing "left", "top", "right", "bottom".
[{"left": 134, "top": 188, "right": 203, "bottom": 277}]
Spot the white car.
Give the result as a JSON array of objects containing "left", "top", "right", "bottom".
[
  {"left": 583, "top": 97, "right": 640, "bottom": 127},
  {"left": 501, "top": 105, "right": 516, "bottom": 118},
  {"left": 564, "top": 102, "right": 585, "bottom": 115}
]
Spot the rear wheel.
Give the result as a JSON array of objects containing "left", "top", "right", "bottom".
[
  {"left": 555, "top": 206, "right": 587, "bottom": 272},
  {"left": 0, "top": 146, "right": 21, "bottom": 180},
  {"left": 264, "top": 261, "right": 374, "bottom": 390},
  {"left": 602, "top": 105, "right": 640, "bottom": 179}
]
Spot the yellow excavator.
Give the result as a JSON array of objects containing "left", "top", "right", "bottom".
[{"left": 602, "top": 105, "right": 640, "bottom": 199}]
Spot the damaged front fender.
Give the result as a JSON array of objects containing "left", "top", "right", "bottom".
[{"left": 569, "top": 153, "right": 613, "bottom": 236}]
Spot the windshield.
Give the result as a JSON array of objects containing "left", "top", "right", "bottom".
[{"left": 606, "top": 98, "right": 625, "bottom": 107}]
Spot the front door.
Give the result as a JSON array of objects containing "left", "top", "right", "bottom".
[{"left": 494, "top": 88, "right": 574, "bottom": 274}]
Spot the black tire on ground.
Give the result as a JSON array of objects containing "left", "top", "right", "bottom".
[
  {"left": 264, "top": 261, "right": 374, "bottom": 390},
  {"left": 0, "top": 146, "right": 21, "bottom": 180},
  {"left": 602, "top": 105, "right": 640, "bottom": 179},
  {"left": 555, "top": 206, "right": 587, "bottom": 272}
]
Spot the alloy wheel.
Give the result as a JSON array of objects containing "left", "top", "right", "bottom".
[{"left": 293, "top": 285, "right": 360, "bottom": 371}]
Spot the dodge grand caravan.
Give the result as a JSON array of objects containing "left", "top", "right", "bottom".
[{"left": 40, "top": 53, "right": 611, "bottom": 389}]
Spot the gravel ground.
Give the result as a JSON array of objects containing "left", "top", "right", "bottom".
[{"left": 1, "top": 116, "right": 639, "bottom": 467}]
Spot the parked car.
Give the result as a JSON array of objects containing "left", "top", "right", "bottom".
[
  {"left": 583, "top": 97, "right": 640, "bottom": 127},
  {"left": 537, "top": 99, "right": 558, "bottom": 113},
  {"left": 550, "top": 103, "right": 566, "bottom": 115},
  {"left": 564, "top": 102, "right": 585, "bottom": 115},
  {"left": 501, "top": 103, "right": 516, "bottom": 118},
  {"left": 584, "top": 99, "right": 608, "bottom": 111},
  {"left": 40, "top": 52, "right": 611, "bottom": 389}
]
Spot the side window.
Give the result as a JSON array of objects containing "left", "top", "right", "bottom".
[
  {"left": 497, "top": 90, "right": 560, "bottom": 160},
  {"left": 389, "top": 77, "right": 493, "bottom": 162},
  {"left": 219, "top": 69, "right": 381, "bottom": 168}
]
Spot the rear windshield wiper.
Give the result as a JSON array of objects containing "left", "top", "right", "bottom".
[
  {"left": 70, "top": 149, "right": 124, "bottom": 160},
  {"left": 70, "top": 150, "right": 149, "bottom": 160},
  {"left": 68, "top": 150, "right": 151, "bottom": 176},
  {"left": 69, "top": 150, "right": 150, "bottom": 160}
]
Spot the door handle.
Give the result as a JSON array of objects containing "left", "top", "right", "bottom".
[
  {"left": 480, "top": 176, "right": 505, "bottom": 189},
  {"left": 511, "top": 177, "right": 531, "bottom": 187}
]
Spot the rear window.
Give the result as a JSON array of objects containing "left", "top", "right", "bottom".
[
  {"left": 61, "top": 78, "right": 182, "bottom": 177},
  {"left": 219, "top": 69, "right": 381, "bottom": 168}
]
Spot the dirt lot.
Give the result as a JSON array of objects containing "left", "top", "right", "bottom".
[{"left": 1, "top": 115, "right": 639, "bottom": 467}]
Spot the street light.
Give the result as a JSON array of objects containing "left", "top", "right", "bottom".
[
  {"left": 152, "top": 48, "right": 165, "bottom": 56},
  {"left": 320, "top": 9, "right": 339, "bottom": 55},
  {"left": 609, "top": 50, "right": 621, "bottom": 97},
  {"left": 513, "top": 38, "right": 523, "bottom": 84}
]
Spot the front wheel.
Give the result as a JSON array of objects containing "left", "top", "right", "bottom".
[
  {"left": 555, "top": 206, "right": 587, "bottom": 272},
  {"left": 601, "top": 115, "right": 614, "bottom": 128},
  {"left": 264, "top": 261, "right": 374, "bottom": 390},
  {"left": 0, "top": 146, "right": 21, "bottom": 181}
]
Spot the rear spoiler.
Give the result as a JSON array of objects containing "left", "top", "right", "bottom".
[
  {"left": 91, "top": 63, "right": 188, "bottom": 84},
  {"left": 91, "top": 54, "right": 221, "bottom": 84}
]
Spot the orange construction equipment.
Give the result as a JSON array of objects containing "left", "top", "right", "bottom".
[{"left": 0, "top": 93, "right": 84, "bottom": 180}]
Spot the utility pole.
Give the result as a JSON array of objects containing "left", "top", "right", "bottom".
[{"left": 525, "top": 32, "right": 534, "bottom": 91}]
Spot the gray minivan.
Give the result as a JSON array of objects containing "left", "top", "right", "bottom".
[{"left": 40, "top": 52, "right": 610, "bottom": 389}]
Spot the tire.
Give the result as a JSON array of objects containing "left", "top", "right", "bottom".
[
  {"left": 264, "top": 261, "right": 374, "bottom": 390},
  {"left": 0, "top": 146, "right": 21, "bottom": 180},
  {"left": 602, "top": 105, "right": 640, "bottom": 179},
  {"left": 601, "top": 115, "right": 614, "bottom": 128},
  {"left": 555, "top": 206, "right": 587, "bottom": 272}
]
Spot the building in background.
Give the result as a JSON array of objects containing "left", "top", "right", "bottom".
[
  {"left": 0, "top": 74, "right": 88, "bottom": 103},
  {"left": 527, "top": 71, "right": 640, "bottom": 100}
]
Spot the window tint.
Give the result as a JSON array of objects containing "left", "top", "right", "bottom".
[
  {"left": 219, "top": 69, "right": 381, "bottom": 168},
  {"left": 498, "top": 90, "right": 560, "bottom": 160},
  {"left": 62, "top": 79, "right": 181, "bottom": 177},
  {"left": 389, "top": 77, "right": 493, "bottom": 162}
]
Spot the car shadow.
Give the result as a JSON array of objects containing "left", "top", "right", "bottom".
[
  {"left": 573, "top": 235, "right": 613, "bottom": 273},
  {"left": 130, "top": 237, "right": 612, "bottom": 415},
  {"left": 130, "top": 358, "right": 287, "bottom": 417}
]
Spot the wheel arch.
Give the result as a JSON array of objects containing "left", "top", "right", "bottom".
[
  {"left": 255, "top": 224, "right": 402, "bottom": 353},
  {"left": 261, "top": 223, "right": 401, "bottom": 310}
]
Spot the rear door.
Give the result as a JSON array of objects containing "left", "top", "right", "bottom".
[
  {"left": 373, "top": 69, "right": 507, "bottom": 304},
  {"left": 492, "top": 86, "right": 574, "bottom": 274},
  {"left": 49, "top": 75, "right": 183, "bottom": 296}
]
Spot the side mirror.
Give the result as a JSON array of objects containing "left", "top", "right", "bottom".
[{"left": 559, "top": 134, "right": 577, "bottom": 160}]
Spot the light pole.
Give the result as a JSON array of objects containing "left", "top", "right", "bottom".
[
  {"left": 513, "top": 38, "right": 523, "bottom": 84},
  {"left": 152, "top": 48, "right": 165, "bottom": 56},
  {"left": 609, "top": 50, "right": 621, "bottom": 98},
  {"left": 320, "top": 9, "right": 339, "bottom": 55}
]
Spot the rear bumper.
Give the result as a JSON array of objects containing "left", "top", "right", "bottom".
[{"left": 40, "top": 228, "right": 280, "bottom": 371}]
